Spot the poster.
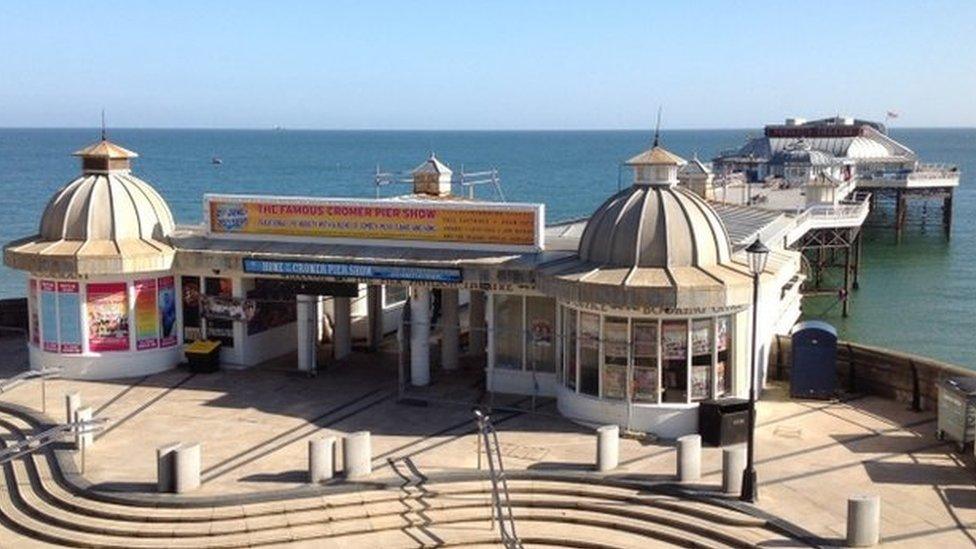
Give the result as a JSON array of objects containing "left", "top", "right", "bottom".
[
  {"left": 692, "top": 364, "right": 711, "bottom": 400},
  {"left": 662, "top": 322, "right": 687, "bottom": 360},
  {"left": 691, "top": 320, "right": 712, "bottom": 356},
  {"left": 717, "top": 317, "right": 730, "bottom": 352},
  {"left": 57, "top": 282, "right": 82, "bottom": 353},
  {"left": 580, "top": 313, "right": 599, "bottom": 350},
  {"left": 632, "top": 366, "right": 658, "bottom": 402},
  {"left": 632, "top": 322, "right": 657, "bottom": 358},
  {"left": 40, "top": 280, "right": 58, "bottom": 352},
  {"left": 87, "top": 282, "right": 129, "bottom": 352},
  {"left": 28, "top": 279, "right": 39, "bottom": 346},
  {"left": 204, "top": 277, "right": 234, "bottom": 346},
  {"left": 208, "top": 196, "right": 541, "bottom": 249},
  {"left": 181, "top": 276, "right": 202, "bottom": 341},
  {"left": 603, "top": 319, "right": 628, "bottom": 357},
  {"left": 158, "top": 276, "right": 177, "bottom": 347},
  {"left": 602, "top": 365, "right": 627, "bottom": 399},
  {"left": 134, "top": 279, "right": 159, "bottom": 350}
]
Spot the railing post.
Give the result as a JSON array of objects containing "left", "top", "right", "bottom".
[{"left": 910, "top": 361, "right": 921, "bottom": 412}]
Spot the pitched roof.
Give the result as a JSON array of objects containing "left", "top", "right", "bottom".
[
  {"left": 412, "top": 153, "right": 452, "bottom": 175},
  {"left": 625, "top": 145, "right": 686, "bottom": 166},
  {"left": 679, "top": 156, "right": 711, "bottom": 175},
  {"left": 72, "top": 139, "right": 139, "bottom": 159}
]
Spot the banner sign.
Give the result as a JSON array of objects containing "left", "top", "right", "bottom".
[
  {"left": 206, "top": 194, "right": 544, "bottom": 251},
  {"left": 40, "top": 280, "right": 58, "bottom": 352},
  {"left": 28, "top": 279, "right": 39, "bottom": 346},
  {"left": 57, "top": 281, "right": 82, "bottom": 353},
  {"left": 134, "top": 279, "right": 159, "bottom": 350},
  {"left": 202, "top": 295, "right": 256, "bottom": 322},
  {"left": 243, "top": 258, "right": 462, "bottom": 283},
  {"left": 158, "top": 276, "right": 177, "bottom": 348},
  {"left": 87, "top": 282, "right": 130, "bottom": 352}
]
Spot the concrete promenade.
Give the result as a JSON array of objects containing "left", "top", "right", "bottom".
[{"left": 0, "top": 334, "right": 973, "bottom": 547}]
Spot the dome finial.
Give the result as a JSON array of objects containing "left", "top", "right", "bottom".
[
  {"left": 100, "top": 108, "right": 107, "bottom": 141},
  {"left": 652, "top": 105, "right": 662, "bottom": 147}
]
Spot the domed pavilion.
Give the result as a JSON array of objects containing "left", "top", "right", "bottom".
[{"left": 4, "top": 138, "right": 181, "bottom": 379}]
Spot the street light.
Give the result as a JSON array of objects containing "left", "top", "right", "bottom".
[{"left": 741, "top": 237, "right": 769, "bottom": 503}]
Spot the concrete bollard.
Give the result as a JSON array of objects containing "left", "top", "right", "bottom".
[
  {"left": 174, "top": 442, "right": 202, "bottom": 493},
  {"left": 722, "top": 445, "right": 747, "bottom": 494},
  {"left": 596, "top": 424, "right": 619, "bottom": 472},
  {"left": 156, "top": 442, "right": 182, "bottom": 493},
  {"left": 343, "top": 431, "right": 372, "bottom": 479},
  {"left": 847, "top": 495, "right": 881, "bottom": 547},
  {"left": 74, "top": 407, "right": 93, "bottom": 450},
  {"left": 677, "top": 434, "right": 702, "bottom": 482},
  {"left": 65, "top": 391, "right": 81, "bottom": 425},
  {"left": 309, "top": 436, "right": 337, "bottom": 483}
]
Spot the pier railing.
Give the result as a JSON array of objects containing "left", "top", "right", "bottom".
[{"left": 770, "top": 335, "right": 972, "bottom": 411}]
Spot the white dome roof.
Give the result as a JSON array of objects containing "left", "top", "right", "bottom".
[
  {"left": 4, "top": 139, "right": 176, "bottom": 276},
  {"left": 40, "top": 172, "right": 175, "bottom": 242},
  {"left": 578, "top": 184, "right": 732, "bottom": 269}
]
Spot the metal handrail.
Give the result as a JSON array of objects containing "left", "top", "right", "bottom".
[
  {"left": 0, "top": 368, "right": 61, "bottom": 394},
  {"left": 474, "top": 409, "right": 522, "bottom": 549},
  {"left": 0, "top": 417, "right": 108, "bottom": 465}
]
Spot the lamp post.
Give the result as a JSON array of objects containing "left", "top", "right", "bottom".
[{"left": 741, "top": 237, "right": 769, "bottom": 503}]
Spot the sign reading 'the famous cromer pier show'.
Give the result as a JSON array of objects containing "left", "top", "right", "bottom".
[{"left": 204, "top": 194, "right": 545, "bottom": 251}]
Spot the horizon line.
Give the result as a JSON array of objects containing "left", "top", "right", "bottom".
[{"left": 1, "top": 125, "right": 974, "bottom": 132}]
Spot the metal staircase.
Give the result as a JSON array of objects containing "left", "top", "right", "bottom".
[{"left": 473, "top": 409, "right": 522, "bottom": 549}]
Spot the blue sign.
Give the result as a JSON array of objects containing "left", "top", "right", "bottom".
[{"left": 243, "top": 258, "right": 462, "bottom": 283}]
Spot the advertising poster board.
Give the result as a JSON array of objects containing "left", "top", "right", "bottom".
[
  {"left": 28, "top": 279, "right": 39, "bottom": 346},
  {"left": 40, "top": 280, "right": 58, "bottom": 352},
  {"left": 56, "top": 281, "right": 82, "bottom": 353},
  {"left": 134, "top": 279, "right": 159, "bottom": 350},
  {"left": 87, "top": 282, "right": 129, "bottom": 352},
  {"left": 158, "top": 276, "right": 177, "bottom": 347},
  {"left": 208, "top": 196, "right": 542, "bottom": 251},
  {"left": 181, "top": 276, "right": 202, "bottom": 342}
]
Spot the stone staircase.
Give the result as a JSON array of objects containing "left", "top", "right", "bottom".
[{"left": 0, "top": 408, "right": 815, "bottom": 548}]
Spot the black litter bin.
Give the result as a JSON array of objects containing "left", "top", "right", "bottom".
[
  {"left": 699, "top": 398, "right": 750, "bottom": 447},
  {"left": 184, "top": 340, "right": 221, "bottom": 373}
]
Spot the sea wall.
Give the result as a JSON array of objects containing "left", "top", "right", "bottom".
[
  {"left": 769, "top": 334, "right": 973, "bottom": 411},
  {"left": 0, "top": 298, "right": 26, "bottom": 333}
]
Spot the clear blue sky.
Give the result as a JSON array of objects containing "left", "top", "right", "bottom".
[{"left": 1, "top": 1, "right": 973, "bottom": 129}]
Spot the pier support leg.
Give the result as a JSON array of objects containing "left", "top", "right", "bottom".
[
  {"left": 367, "top": 285, "right": 383, "bottom": 352},
  {"left": 895, "top": 189, "right": 906, "bottom": 243},
  {"left": 409, "top": 287, "right": 431, "bottom": 386},
  {"left": 440, "top": 289, "right": 459, "bottom": 371},
  {"left": 333, "top": 296, "right": 352, "bottom": 360},
  {"left": 943, "top": 191, "right": 953, "bottom": 239},
  {"left": 852, "top": 232, "right": 862, "bottom": 291},
  {"left": 842, "top": 243, "right": 852, "bottom": 318},
  {"left": 469, "top": 290, "right": 487, "bottom": 357}
]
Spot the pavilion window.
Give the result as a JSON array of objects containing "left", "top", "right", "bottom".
[
  {"left": 601, "top": 316, "right": 628, "bottom": 400},
  {"left": 630, "top": 320, "right": 658, "bottom": 403},
  {"left": 563, "top": 307, "right": 577, "bottom": 391},
  {"left": 690, "top": 319, "right": 713, "bottom": 401},
  {"left": 578, "top": 312, "right": 600, "bottom": 396},
  {"left": 492, "top": 294, "right": 523, "bottom": 370},
  {"left": 383, "top": 285, "right": 407, "bottom": 307},
  {"left": 662, "top": 320, "right": 688, "bottom": 403},
  {"left": 525, "top": 296, "right": 557, "bottom": 373}
]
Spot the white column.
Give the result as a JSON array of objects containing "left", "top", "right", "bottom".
[
  {"left": 65, "top": 391, "right": 80, "bottom": 425},
  {"left": 677, "top": 434, "right": 702, "bottom": 482},
  {"left": 847, "top": 495, "right": 881, "bottom": 547},
  {"left": 296, "top": 295, "right": 317, "bottom": 373},
  {"left": 309, "top": 436, "right": 336, "bottom": 483},
  {"left": 469, "top": 290, "right": 487, "bottom": 356},
  {"left": 174, "top": 442, "right": 202, "bottom": 493},
  {"left": 410, "top": 287, "right": 431, "bottom": 386},
  {"left": 333, "top": 296, "right": 352, "bottom": 360},
  {"left": 440, "top": 289, "right": 459, "bottom": 371},
  {"left": 343, "top": 431, "right": 372, "bottom": 479},
  {"left": 722, "top": 445, "right": 747, "bottom": 494},
  {"left": 596, "top": 424, "right": 619, "bottom": 472},
  {"left": 366, "top": 285, "right": 383, "bottom": 352},
  {"left": 156, "top": 442, "right": 181, "bottom": 493}
]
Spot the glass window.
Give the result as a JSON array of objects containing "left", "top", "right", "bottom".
[
  {"left": 492, "top": 294, "right": 523, "bottom": 370},
  {"left": 691, "top": 319, "right": 713, "bottom": 401},
  {"left": 602, "top": 316, "right": 628, "bottom": 400},
  {"left": 384, "top": 285, "right": 407, "bottom": 307},
  {"left": 563, "top": 307, "right": 577, "bottom": 390},
  {"left": 631, "top": 320, "right": 658, "bottom": 403},
  {"left": 662, "top": 321, "right": 688, "bottom": 403},
  {"left": 204, "top": 277, "right": 234, "bottom": 348},
  {"left": 579, "top": 312, "right": 600, "bottom": 396},
  {"left": 717, "top": 316, "right": 732, "bottom": 396},
  {"left": 525, "top": 296, "right": 556, "bottom": 373},
  {"left": 181, "top": 276, "right": 202, "bottom": 342}
]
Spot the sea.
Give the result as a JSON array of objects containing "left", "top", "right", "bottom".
[{"left": 0, "top": 128, "right": 973, "bottom": 368}]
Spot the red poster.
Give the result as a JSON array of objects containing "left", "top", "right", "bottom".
[{"left": 87, "top": 282, "right": 130, "bottom": 352}]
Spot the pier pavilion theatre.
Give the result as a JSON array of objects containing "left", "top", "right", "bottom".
[{"left": 4, "top": 137, "right": 802, "bottom": 438}]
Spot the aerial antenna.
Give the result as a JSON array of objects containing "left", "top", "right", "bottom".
[
  {"left": 652, "top": 106, "right": 662, "bottom": 147},
  {"left": 100, "top": 109, "right": 107, "bottom": 141}
]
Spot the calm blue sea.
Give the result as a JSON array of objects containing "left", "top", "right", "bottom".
[{"left": 0, "top": 128, "right": 973, "bottom": 367}]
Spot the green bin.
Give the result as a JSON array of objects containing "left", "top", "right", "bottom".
[{"left": 936, "top": 376, "right": 976, "bottom": 452}]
